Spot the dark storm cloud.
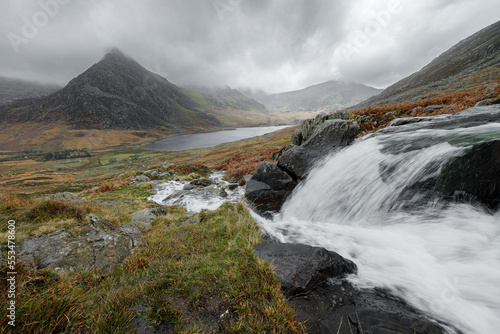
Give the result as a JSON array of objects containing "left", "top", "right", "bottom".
[{"left": 0, "top": 0, "right": 498, "bottom": 93}]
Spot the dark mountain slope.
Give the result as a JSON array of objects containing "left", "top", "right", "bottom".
[
  {"left": 354, "top": 20, "right": 500, "bottom": 108},
  {"left": 0, "top": 49, "right": 220, "bottom": 130}
]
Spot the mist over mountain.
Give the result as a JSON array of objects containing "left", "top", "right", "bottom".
[
  {"left": 184, "top": 85, "right": 267, "bottom": 113},
  {"left": 353, "top": 20, "right": 500, "bottom": 109},
  {"left": 244, "top": 81, "right": 382, "bottom": 113},
  {"left": 0, "top": 77, "right": 60, "bottom": 105}
]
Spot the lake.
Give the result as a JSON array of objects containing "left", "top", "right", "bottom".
[{"left": 142, "top": 125, "right": 291, "bottom": 152}]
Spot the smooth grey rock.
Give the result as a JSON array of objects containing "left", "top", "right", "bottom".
[
  {"left": 129, "top": 175, "right": 151, "bottom": 186},
  {"left": 130, "top": 209, "right": 157, "bottom": 228},
  {"left": 183, "top": 183, "right": 196, "bottom": 190},
  {"left": 42, "top": 192, "right": 84, "bottom": 202}
]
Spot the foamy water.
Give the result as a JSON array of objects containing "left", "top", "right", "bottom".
[
  {"left": 149, "top": 171, "right": 245, "bottom": 213},
  {"left": 255, "top": 123, "right": 500, "bottom": 334}
]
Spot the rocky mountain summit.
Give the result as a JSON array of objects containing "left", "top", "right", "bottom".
[{"left": 0, "top": 49, "right": 221, "bottom": 130}]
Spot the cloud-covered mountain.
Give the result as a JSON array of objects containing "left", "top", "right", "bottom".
[
  {"left": 245, "top": 81, "right": 382, "bottom": 112},
  {"left": 352, "top": 20, "right": 500, "bottom": 108}
]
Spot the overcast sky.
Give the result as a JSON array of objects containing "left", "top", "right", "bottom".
[{"left": 0, "top": 0, "right": 498, "bottom": 93}]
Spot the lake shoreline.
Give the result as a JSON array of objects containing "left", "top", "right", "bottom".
[{"left": 141, "top": 125, "right": 291, "bottom": 152}]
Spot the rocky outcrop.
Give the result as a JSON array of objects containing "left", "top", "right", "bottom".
[
  {"left": 42, "top": 192, "right": 85, "bottom": 202},
  {"left": 20, "top": 214, "right": 144, "bottom": 273},
  {"left": 436, "top": 140, "right": 500, "bottom": 210},
  {"left": 290, "top": 112, "right": 350, "bottom": 146},
  {"left": 253, "top": 242, "right": 448, "bottom": 334},
  {"left": 245, "top": 162, "right": 297, "bottom": 215},
  {"left": 245, "top": 112, "right": 359, "bottom": 215},
  {"left": 277, "top": 119, "right": 359, "bottom": 181}
]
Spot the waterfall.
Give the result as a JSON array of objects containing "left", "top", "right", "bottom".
[{"left": 257, "top": 123, "right": 500, "bottom": 334}]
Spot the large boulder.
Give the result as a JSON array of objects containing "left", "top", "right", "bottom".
[
  {"left": 20, "top": 214, "right": 144, "bottom": 273},
  {"left": 253, "top": 243, "right": 356, "bottom": 296},
  {"left": 254, "top": 242, "right": 448, "bottom": 334},
  {"left": 291, "top": 111, "right": 350, "bottom": 146},
  {"left": 245, "top": 162, "right": 297, "bottom": 215},
  {"left": 278, "top": 120, "right": 359, "bottom": 180},
  {"left": 436, "top": 140, "right": 500, "bottom": 210}
]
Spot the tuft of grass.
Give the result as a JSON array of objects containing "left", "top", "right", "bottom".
[
  {"left": 24, "top": 200, "right": 88, "bottom": 223},
  {"left": 167, "top": 164, "right": 210, "bottom": 177},
  {"left": 91, "top": 176, "right": 133, "bottom": 194}
]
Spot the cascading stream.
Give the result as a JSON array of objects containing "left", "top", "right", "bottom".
[{"left": 256, "top": 123, "right": 500, "bottom": 334}]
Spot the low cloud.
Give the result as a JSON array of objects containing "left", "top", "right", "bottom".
[{"left": 0, "top": 0, "right": 498, "bottom": 93}]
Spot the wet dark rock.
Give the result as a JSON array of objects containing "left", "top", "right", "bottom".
[
  {"left": 436, "top": 140, "right": 500, "bottom": 210},
  {"left": 245, "top": 162, "right": 297, "bottom": 215},
  {"left": 227, "top": 183, "right": 239, "bottom": 190},
  {"left": 253, "top": 243, "right": 356, "bottom": 296},
  {"left": 379, "top": 105, "right": 500, "bottom": 135},
  {"left": 190, "top": 178, "right": 213, "bottom": 187},
  {"left": 253, "top": 242, "right": 448, "bottom": 334},
  {"left": 278, "top": 120, "right": 359, "bottom": 180}
]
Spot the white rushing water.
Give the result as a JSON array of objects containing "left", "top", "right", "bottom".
[
  {"left": 149, "top": 171, "right": 245, "bottom": 213},
  {"left": 256, "top": 123, "right": 500, "bottom": 334}
]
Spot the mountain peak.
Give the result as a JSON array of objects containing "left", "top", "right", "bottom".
[{"left": 100, "top": 48, "right": 138, "bottom": 67}]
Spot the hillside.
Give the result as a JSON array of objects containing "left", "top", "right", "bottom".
[
  {"left": 0, "top": 77, "right": 60, "bottom": 105},
  {"left": 0, "top": 49, "right": 221, "bottom": 131},
  {"left": 353, "top": 20, "right": 500, "bottom": 108},
  {"left": 184, "top": 85, "right": 267, "bottom": 112},
  {"left": 246, "top": 80, "right": 382, "bottom": 112}
]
